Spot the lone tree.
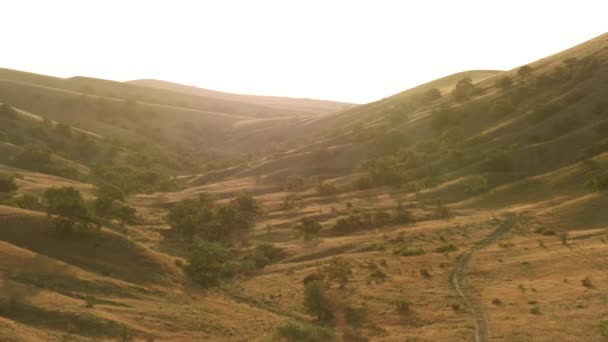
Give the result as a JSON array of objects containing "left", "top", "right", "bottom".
[
  {"left": 451, "top": 77, "right": 477, "bottom": 102},
  {"left": 322, "top": 257, "right": 353, "bottom": 288},
  {"left": 0, "top": 174, "right": 18, "bottom": 193},
  {"left": 43, "top": 187, "right": 100, "bottom": 233},
  {"left": 186, "top": 239, "right": 237, "bottom": 288},
  {"left": 303, "top": 280, "right": 333, "bottom": 321},
  {"left": 295, "top": 217, "right": 323, "bottom": 240}
]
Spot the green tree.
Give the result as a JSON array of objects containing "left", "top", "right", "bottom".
[
  {"left": 166, "top": 194, "right": 216, "bottom": 241},
  {"left": 295, "top": 217, "right": 323, "bottom": 240},
  {"left": 451, "top": 77, "right": 477, "bottom": 101},
  {"left": 322, "top": 257, "right": 353, "bottom": 288},
  {"left": 186, "top": 240, "right": 237, "bottom": 288},
  {"left": 43, "top": 187, "right": 99, "bottom": 233},
  {"left": 303, "top": 280, "right": 333, "bottom": 321},
  {"left": 596, "top": 319, "right": 608, "bottom": 339}
]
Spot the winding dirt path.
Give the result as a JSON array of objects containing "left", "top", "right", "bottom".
[{"left": 451, "top": 214, "right": 517, "bottom": 342}]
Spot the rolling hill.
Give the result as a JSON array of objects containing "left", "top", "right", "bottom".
[{"left": 0, "top": 32, "right": 608, "bottom": 341}]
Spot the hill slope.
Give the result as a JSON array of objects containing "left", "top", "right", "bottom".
[{"left": 1, "top": 33, "right": 608, "bottom": 341}]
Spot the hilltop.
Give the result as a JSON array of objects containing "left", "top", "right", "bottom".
[{"left": 1, "top": 33, "right": 608, "bottom": 341}]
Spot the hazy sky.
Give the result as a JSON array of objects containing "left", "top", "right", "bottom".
[{"left": 2, "top": 1, "right": 606, "bottom": 103}]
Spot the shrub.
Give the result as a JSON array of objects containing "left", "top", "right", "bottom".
[
  {"left": 246, "top": 243, "right": 286, "bottom": 269},
  {"left": 392, "top": 203, "right": 412, "bottom": 224},
  {"left": 303, "top": 280, "right": 333, "bottom": 321},
  {"left": 452, "top": 77, "right": 478, "bottom": 102},
  {"left": 581, "top": 276, "right": 593, "bottom": 288},
  {"left": 393, "top": 246, "right": 425, "bottom": 257},
  {"left": 315, "top": 182, "right": 337, "bottom": 196},
  {"left": 368, "top": 265, "right": 387, "bottom": 283},
  {"left": 322, "top": 257, "right": 353, "bottom": 288},
  {"left": 434, "top": 200, "right": 450, "bottom": 219},
  {"left": 434, "top": 244, "right": 458, "bottom": 253},
  {"left": 395, "top": 299, "right": 412, "bottom": 314},
  {"left": 275, "top": 322, "right": 335, "bottom": 342},
  {"left": 186, "top": 240, "right": 237, "bottom": 288},
  {"left": 295, "top": 217, "right": 323, "bottom": 240},
  {"left": 43, "top": 187, "right": 99, "bottom": 234},
  {"left": 14, "top": 194, "right": 43, "bottom": 210},
  {"left": 586, "top": 171, "right": 608, "bottom": 192},
  {"left": 282, "top": 193, "right": 304, "bottom": 210},
  {"left": 596, "top": 319, "right": 608, "bottom": 338},
  {"left": 284, "top": 175, "right": 305, "bottom": 192},
  {"left": 0, "top": 174, "right": 18, "bottom": 193},
  {"left": 345, "top": 306, "right": 368, "bottom": 328},
  {"left": 423, "top": 88, "right": 442, "bottom": 102}
]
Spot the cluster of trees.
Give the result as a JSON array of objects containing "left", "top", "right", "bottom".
[
  {"left": 452, "top": 77, "right": 481, "bottom": 102},
  {"left": 167, "top": 193, "right": 264, "bottom": 242},
  {"left": 331, "top": 204, "right": 412, "bottom": 236},
  {"left": 167, "top": 193, "right": 283, "bottom": 287},
  {"left": 43, "top": 187, "right": 100, "bottom": 234},
  {"left": 12, "top": 144, "right": 80, "bottom": 180}
]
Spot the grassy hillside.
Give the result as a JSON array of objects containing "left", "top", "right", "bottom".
[
  {"left": 129, "top": 79, "right": 354, "bottom": 114},
  {"left": 1, "top": 33, "right": 608, "bottom": 341}
]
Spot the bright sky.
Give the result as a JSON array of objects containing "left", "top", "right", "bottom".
[{"left": 2, "top": 1, "right": 606, "bottom": 103}]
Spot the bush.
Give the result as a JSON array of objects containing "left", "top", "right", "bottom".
[
  {"left": 43, "top": 187, "right": 99, "bottom": 234},
  {"left": 186, "top": 240, "right": 237, "bottom": 288},
  {"left": 245, "top": 243, "right": 287, "bottom": 269},
  {"left": 282, "top": 193, "right": 304, "bottom": 210},
  {"left": 392, "top": 203, "right": 412, "bottom": 224},
  {"left": 315, "top": 182, "right": 337, "bottom": 196},
  {"left": 434, "top": 243, "right": 458, "bottom": 253},
  {"left": 586, "top": 171, "right": 608, "bottom": 192},
  {"left": 322, "top": 257, "right": 353, "bottom": 288},
  {"left": 393, "top": 246, "right": 425, "bottom": 257},
  {"left": 434, "top": 200, "right": 450, "bottom": 219},
  {"left": 14, "top": 194, "right": 42, "bottom": 210},
  {"left": 0, "top": 174, "right": 18, "bottom": 193},
  {"left": 451, "top": 77, "right": 478, "bottom": 102},
  {"left": 295, "top": 217, "right": 323, "bottom": 240},
  {"left": 423, "top": 88, "right": 442, "bottom": 102},
  {"left": 303, "top": 280, "right": 333, "bottom": 321},
  {"left": 275, "top": 322, "right": 335, "bottom": 342},
  {"left": 167, "top": 193, "right": 262, "bottom": 241},
  {"left": 596, "top": 319, "right": 608, "bottom": 338}
]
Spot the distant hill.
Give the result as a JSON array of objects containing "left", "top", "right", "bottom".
[{"left": 128, "top": 79, "right": 354, "bottom": 115}]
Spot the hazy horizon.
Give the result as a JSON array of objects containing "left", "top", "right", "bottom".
[{"left": 2, "top": 0, "right": 606, "bottom": 103}]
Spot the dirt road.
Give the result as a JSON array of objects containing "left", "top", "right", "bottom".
[{"left": 451, "top": 214, "right": 517, "bottom": 342}]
